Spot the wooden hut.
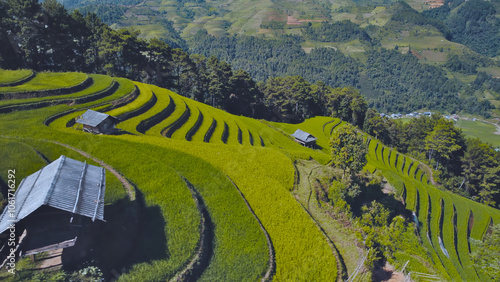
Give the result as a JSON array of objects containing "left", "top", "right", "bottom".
[
  {"left": 0, "top": 155, "right": 105, "bottom": 261},
  {"left": 76, "top": 109, "right": 119, "bottom": 134},
  {"left": 291, "top": 129, "right": 317, "bottom": 147}
]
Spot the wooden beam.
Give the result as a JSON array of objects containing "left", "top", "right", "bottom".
[{"left": 24, "top": 237, "right": 77, "bottom": 256}]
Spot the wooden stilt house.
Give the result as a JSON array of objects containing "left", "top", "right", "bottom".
[
  {"left": 76, "top": 109, "right": 119, "bottom": 134},
  {"left": 291, "top": 129, "right": 317, "bottom": 148},
  {"left": 0, "top": 155, "right": 105, "bottom": 262}
]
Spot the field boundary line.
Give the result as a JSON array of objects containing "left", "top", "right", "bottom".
[
  {"left": 171, "top": 177, "right": 213, "bottom": 281},
  {"left": 48, "top": 140, "right": 135, "bottom": 200},
  {"left": 226, "top": 175, "right": 276, "bottom": 282}
]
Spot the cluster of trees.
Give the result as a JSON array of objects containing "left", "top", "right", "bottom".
[
  {"left": 363, "top": 48, "right": 494, "bottom": 116},
  {"left": 76, "top": 4, "right": 127, "bottom": 25},
  {"left": 189, "top": 28, "right": 362, "bottom": 88},
  {"left": 424, "top": 0, "right": 500, "bottom": 57},
  {"left": 473, "top": 72, "right": 500, "bottom": 97},
  {"left": 260, "top": 21, "right": 286, "bottom": 30},
  {"left": 260, "top": 78, "right": 367, "bottom": 124},
  {"left": 471, "top": 224, "right": 500, "bottom": 281},
  {"left": 190, "top": 29, "right": 492, "bottom": 117},
  {"left": 363, "top": 113, "right": 500, "bottom": 207},
  {"left": 390, "top": 1, "right": 451, "bottom": 39},
  {"left": 325, "top": 124, "right": 428, "bottom": 270},
  {"left": 302, "top": 20, "right": 371, "bottom": 43},
  {"left": 0, "top": 0, "right": 184, "bottom": 70},
  {"left": 444, "top": 54, "right": 478, "bottom": 75}
]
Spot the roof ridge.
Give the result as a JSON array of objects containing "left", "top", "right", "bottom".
[
  {"left": 44, "top": 155, "right": 66, "bottom": 205},
  {"left": 71, "top": 161, "right": 87, "bottom": 217},
  {"left": 92, "top": 167, "right": 105, "bottom": 222},
  {"left": 14, "top": 166, "right": 45, "bottom": 221}
]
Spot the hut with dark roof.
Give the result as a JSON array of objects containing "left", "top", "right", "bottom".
[
  {"left": 0, "top": 155, "right": 105, "bottom": 261},
  {"left": 291, "top": 129, "right": 317, "bottom": 148},
  {"left": 76, "top": 109, "right": 119, "bottom": 134}
]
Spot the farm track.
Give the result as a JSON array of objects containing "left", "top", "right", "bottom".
[
  {"left": 48, "top": 141, "right": 135, "bottom": 200},
  {"left": 294, "top": 196, "right": 346, "bottom": 282},
  {"left": 293, "top": 161, "right": 351, "bottom": 281}
]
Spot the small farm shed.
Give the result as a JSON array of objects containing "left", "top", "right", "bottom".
[
  {"left": 0, "top": 155, "right": 105, "bottom": 259},
  {"left": 291, "top": 129, "right": 317, "bottom": 147},
  {"left": 76, "top": 109, "right": 119, "bottom": 134}
]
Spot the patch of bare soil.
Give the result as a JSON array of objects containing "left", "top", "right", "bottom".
[
  {"left": 286, "top": 15, "right": 324, "bottom": 25},
  {"left": 36, "top": 249, "right": 62, "bottom": 270},
  {"left": 425, "top": 0, "right": 445, "bottom": 8},
  {"left": 382, "top": 182, "right": 397, "bottom": 195},
  {"left": 372, "top": 262, "right": 405, "bottom": 282}
]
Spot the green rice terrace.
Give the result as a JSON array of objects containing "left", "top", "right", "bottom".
[{"left": 0, "top": 70, "right": 499, "bottom": 281}]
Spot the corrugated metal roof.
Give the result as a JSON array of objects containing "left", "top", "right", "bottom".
[
  {"left": 76, "top": 109, "right": 117, "bottom": 127},
  {"left": 0, "top": 156, "right": 105, "bottom": 234},
  {"left": 291, "top": 129, "right": 317, "bottom": 143}
]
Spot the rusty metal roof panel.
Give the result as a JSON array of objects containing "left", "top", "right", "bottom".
[{"left": 0, "top": 156, "right": 106, "bottom": 234}]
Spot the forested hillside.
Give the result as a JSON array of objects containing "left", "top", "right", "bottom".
[
  {"left": 53, "top": 0, "right": 500, "bottom": 117},
  {"left": 189, "top": 30, "right": 494, "bottom": 116},
  {"left": 424, "top": 0, "right": 500, "bottom": 57},
  {"left": 0, "top": 0, "right": 499, "bottom": 206},
  {"left": 1, "top": 0, "right": 500, "bottom": 280}
]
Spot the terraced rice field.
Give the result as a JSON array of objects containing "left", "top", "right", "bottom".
[
  {"left": 0, "top": 70, "right": 338, "bottom": 280},
  {"left": 1, "top": 69, "right": 499, "bottom": 281},
  {"left": 362, "top": 138, "right": 500, "bottom": 280},
  {"left": 275, "top": 116, "right": 500, "bottom": 279},
  {"left": 0, "top": 69, "right": 34, "bottom": 86}
]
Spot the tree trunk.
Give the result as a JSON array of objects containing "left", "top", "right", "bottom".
[{"left": 459, "top": 177, "right": 466, "bottom": 190}]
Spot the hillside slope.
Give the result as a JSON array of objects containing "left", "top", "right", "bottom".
[{"left": 0, "top": 70, "right": 499, "bottom": 280}]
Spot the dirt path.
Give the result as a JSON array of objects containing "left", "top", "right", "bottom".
[
  {"left": 487, "top": 120, "right": 500, "bottom": 135},
  {"left": 0, "top": 135, "right": 135, "bottom": 199},
  {"left": 461, "top": 116, "right": 500, "bottom": 135},
  {"left": 293, "top": 160, "right": 365, "bottom": 281},
  {"left": 49, "top": 141, "right": 135, "bottom": 200},
  {"left": 408, "top": 155, "right": 437, "bottom": 186}
]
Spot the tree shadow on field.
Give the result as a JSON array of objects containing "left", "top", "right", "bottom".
[
  {"left": 119, "top": 189, "right": 169, "bottom": 269},
  {"left": 351, "top": 179, "right": 411, "bottom": 220},
  {"left": 63, "top": 188, "right": 168, "bottom": 280},
  {"left": 313, "top": 143, "right": 323, "bottom": 151}
]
